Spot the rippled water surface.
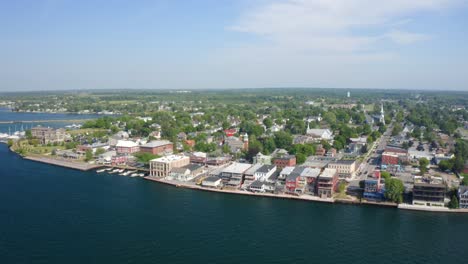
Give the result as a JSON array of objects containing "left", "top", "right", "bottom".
[{"left": 0, "top": 143, "right": 467, "bottom": 264}]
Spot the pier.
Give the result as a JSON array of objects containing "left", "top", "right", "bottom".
[
  {"left": 0, "top": 119, "right": 94, "bottom": 124},
  {"left": 24, "top": 156, "right": 103, "bottom": 171}
]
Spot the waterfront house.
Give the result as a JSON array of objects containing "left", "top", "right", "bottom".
[
  {"left": 253, "top": 165, "right": 277, "bottom": 182},
  {"left": 317, "top": 168, "right": 338, "bottom": 198},
  {"left": 169, "top": 164, "right": 204, "bottom": 182},
  {"left": 241, "top": 163, "right": 263, "bottom": 189},
  {"left": 116, "top": 140, "right": 140, "bottom": 155},
  {"left": 285, "top": 167, "right": 304, "bottom": 194},
  {"left": 220, "top": 162, "right": 252, "bottom": 184},
  {"left": 248, "top": 180, "right": 274, "bottom": 193},
  {"left": 278, "top": 166, "right": 295, "bottom": 181},
  {"left": 149, "top": 155, "right": 190, "bottom": 177},
  {"left": 140, "top": 140, "right": 173, "bottom": 155},
  {"left": 458, "top": 185, "right": 468, "bottom": 209},
  {"left": 300, "top": 167, "right": 320, "bottom": 194},
  {"left": 412, "top": 176, "right": 446, "bottom": 207},
  {"left": 97, "top": 150, "right": 116, "bottom": 165},
  {"left": 202, "top": 176, "right": 222, "bottom": 188},
  {"left": 111, "top": 155, "right": 128, "bottom": 166}
]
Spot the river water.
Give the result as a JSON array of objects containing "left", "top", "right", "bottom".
[{"left": 0, "top": 111, "right": 467, "bottom": 264}]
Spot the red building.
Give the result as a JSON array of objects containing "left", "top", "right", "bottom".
[
  {"left": 116, "top": 140, "right": 140, "bottom": 155},
  {"left": 382, "top": 147, "right": 408, "bottom": 165},
  {"left": 224, "top": 129, "right": 237, "bottom": 137},
  {"left": 111, "top": 155, "right": 128, "bottom": 165},
  {"left": 274, "top": 155, "right": 296, "bottom": 169},
  {"left": 140, "top": 140, "right": 173, "bottom": 155},
  {"left": 184, "top": 140, "right": 196, "bottom": 148}
]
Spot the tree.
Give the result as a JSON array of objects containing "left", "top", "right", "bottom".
[
  {"left": 461, "top": 176, "right": 468, "bottom": 186},
  {"left": 323, "top": 112, "right": 336, "bottom": 125},
  {"left": 392, "top": 124, "right": 403, "bottom": 136},
  {"left": 419, "top": 157, "right": 429, "bottom": 174},
  {"left": 7, "top": 139, "right": 13, "bottom": 147},
  {"left": 448, "top": 195, "right": 459, "bottom": 209},
  {"left": 263, "top": 137, "right": 276, "bottom": 154},
  {"left": 84, "top": 149, "right": 93, "bottom": 162},
  {"left": 133, "top": 152, "right": 160, "bottom": 164},
  {"left": 263, "top": 118, "right": 273, "bottom": 129},
  {"left": 296, "top": 153, "right": 306, "bottom": 164},
  {"left": 25, "top": 129, "right": 32, "bottom": 139},
  {"left": 274, "top": 131, "right": 292, "bottom": 149},
  {"left": 438, "top": 159, "right": 454, "bottom": 172},
  {"left": 385, "top": 178, "right": 404, "bottom": 203},
  {"left": 381, "top": 171, "right": 391, "bottom": 180},
  {"left": 338, "top": 182, "right": 346, "bottom": 194},
  {"left": 95, "top": 148, "right": 106, "bottom": 156}
]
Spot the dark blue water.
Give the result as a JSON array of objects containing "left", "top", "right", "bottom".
[
  {"left": 0, "top": 142, "right": 467, "bottom": 264},
  {"left": 0, "top": 107, "right": 102, "bottom": 133}
]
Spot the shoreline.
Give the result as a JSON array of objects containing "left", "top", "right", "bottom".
[
  {"left": 23, "top": 155, "right": 103, "bottom": 171},
  {"left": 5, "top": 145, "right": 468, "bottom": 214}
]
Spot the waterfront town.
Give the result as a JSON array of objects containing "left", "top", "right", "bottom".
[{"left": 1, "top": 89, "right": 468, "bottom": 212}]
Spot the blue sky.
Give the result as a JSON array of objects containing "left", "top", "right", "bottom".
[{"left": 1, "top": 0, "right": 467, "bottom": 91}]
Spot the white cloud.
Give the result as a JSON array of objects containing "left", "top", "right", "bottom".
[
  {"left": 229, "top": 0, "right": 461, "bottom": 53},
  {"left": 384, "top": 30, "right": 431, "bottom": 45}
]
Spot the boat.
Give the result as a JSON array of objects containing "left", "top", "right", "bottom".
[
  {"left": 109, "top": 169, "right": 120, "bottom": 174},
  {"left": 105, "top": 168, "right": 113, "bottom": 171},
  {"left": 130, "top": 173, "right": 139, "bottom": 177},
  {"left": 121, "top": 171, "right": 133, "bottom": 176},
  {"left": 138, "top": 173, "right": 145, "bottom": 177},
  {"left": 96, "top": 168, "right": 107, "bottom": 173}
]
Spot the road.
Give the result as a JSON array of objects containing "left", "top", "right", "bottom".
[{"left": 350, "top": 123, "right": 393, "bottom": 186}]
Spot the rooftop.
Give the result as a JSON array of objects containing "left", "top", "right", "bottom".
[
  {"left": 150, "top": 155, "right": 188, "bottom": 163},
  {"left": 222, "top": 162, "right": 252, "bottom": 174},
  {"left": 320, "top": 168, "right": 337, "bottom": 179},
  {"left": 203, "top": 176, "right": 221, "bottom": 183},
  {"left": 256, "top": 164, "right": 276, "bottom": 173},
  {"left": 300, "top": 167, "right": 321, "bottom": 178},
  {"left": 280, "top": 166, "right": 295, "bottom": 175},
  {"left": 329, "top": 159, "right": 356, "bottom": 165},
  {"left": 141, "top": 140, "right": 172, "bottom": 148},
  {"left": 244, "top": 163, "right": 264, "bottom": 175},
  {"left": 414, "top": 176, "right": 445, "bottom": 187},
  {"left": 116, "top": 140, "right": 138, "bottom": 148}
]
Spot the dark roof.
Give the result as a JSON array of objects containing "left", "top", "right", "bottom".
[
  {"left": 203, "top": 176, "right": 221, "bottom": 182},
  {"left": 275, "top": 155, "right": 295, "bottom": 160},
  {"left": 181, "top": 163, "right": 203, "bottom": 171},
  {"left": 459, "top": 185, "right": 468, "bottom": 194},
  {"left": 250, "top": 180, "right": 265, "bottom": 188},
  {"left": 256, "top": 165, "right": 276, "bottom": 173},
  {"left": 330, "top": 159, "right": 356, "bottom": 165}
]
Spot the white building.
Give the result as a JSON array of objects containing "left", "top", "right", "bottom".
[
  {"left": 253, "top": 165, "right": 277, "bottom": 182},
  {"left": 202, "top": 176, "right": 223, "bottom": 188},
  {"left": 306, "top": 127, "right": 333, "bottom": 141}
]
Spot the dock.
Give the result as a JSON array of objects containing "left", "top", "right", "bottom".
[
  {"left": 143, "top": 176, "right": 335, "bottom": 204},
  {"left": 0, "top": 118, "right": 94, "bottom": 124},
  {"left": 24, "top": 156, "right": 103, "bottom": 171}
]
